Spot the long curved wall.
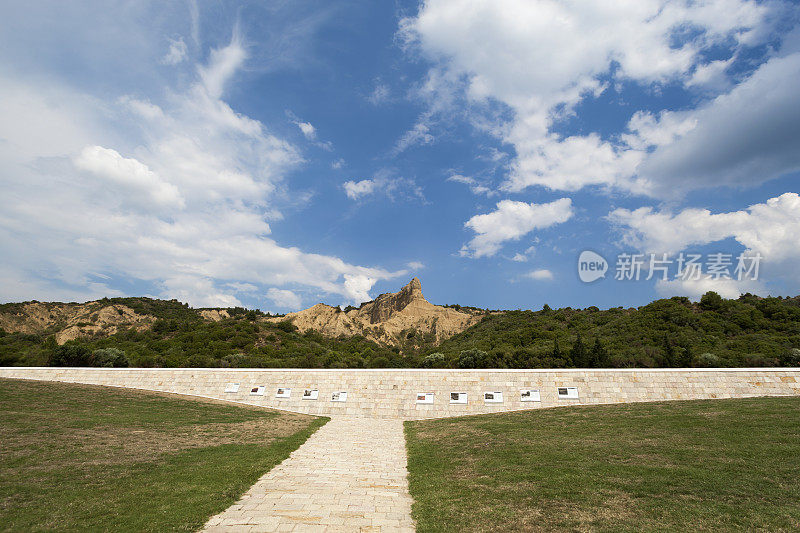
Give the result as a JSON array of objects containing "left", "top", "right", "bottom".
[{"left": 1, "top": 367, "right": 798, "bottom": 419}]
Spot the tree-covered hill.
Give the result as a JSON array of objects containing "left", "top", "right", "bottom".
[
  {"left": 425, "top": 292, "right": 800, "bottom": 368},
  {"left": 1, "top": 292, "right": 800, "bottom": 369}
]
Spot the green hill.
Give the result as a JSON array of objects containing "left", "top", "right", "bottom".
[
  {"left": 426, "top": 293, "right": 800, "bottom": 368},
  {"left": 1, "top": 292, "right": 800, "bottom": 369}
]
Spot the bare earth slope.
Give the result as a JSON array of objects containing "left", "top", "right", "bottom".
[
  {"left": 274, "top": 278, "right": 479, "bottom": 347},
  {"left": 0, "top": 301, "right": 156, "bottom": 344}
]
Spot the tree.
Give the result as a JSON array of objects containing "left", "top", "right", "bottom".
[
  {"left": 570, "top": 334, "right": 587, "bottom": 367},
  {"left": 552, "top": 336, "right": 561, "bottom": 359},
  {"left": 589, "top": 337, "right": 610, "bottom": 368},
  {"left": 678, "top": 343, "right": 693, "bottom": 367},
  {"left": 662, "top": 333, "right": 676, "bottom": 367},
  {"left": 699, "top": 291, "right": 723, "bottom": 311}
]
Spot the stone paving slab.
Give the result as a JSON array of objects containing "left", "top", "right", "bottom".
[{"left": 202, "top": 418, "right": 415, "bottom": 532}]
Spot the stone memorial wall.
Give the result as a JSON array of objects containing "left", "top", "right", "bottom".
[{"left": 1, "top": 367, "right": 798, "bottom": 419}]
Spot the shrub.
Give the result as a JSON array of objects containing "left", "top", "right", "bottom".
[
  {"left": 422, "top": 352, "right": 445, "bottom": 368},
  {"left": 457, "top": 349, "right": 489, "bottom": 369},
  {"left": 697, "top": 352, "right": 721, "bottom": 367},
  {"left": 48, "top": 345, "right": 92, "bottom": 367},
  {"left": 780, "top": 348, "right": 800, "bottom": 367},
  {"left": 92, "top": 348, "right": 130, "bottom": 367},
  {"left": 274, "top": 320, "right": 297, "bottom": 333}
]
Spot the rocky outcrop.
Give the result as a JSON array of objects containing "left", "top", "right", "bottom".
[
  {"left": 199, "top": 309, "right": 231, "bottom": 322},
  {"left": 273, "top": 278, "right": 479, "bottom": 347},
  {"left": 368, "top": 277, "right": 423, "bottom": 323}
]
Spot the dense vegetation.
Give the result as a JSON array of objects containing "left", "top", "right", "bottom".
[
  {"left": 1, "top": 292, "right": 799, "bottom": 368},
  {"left": 426, "top": 292, "right": 800, "bottom": 369}
]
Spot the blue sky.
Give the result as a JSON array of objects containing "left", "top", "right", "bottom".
[{"left": 1, "top": 0, "right": 799, "bottom": 312}]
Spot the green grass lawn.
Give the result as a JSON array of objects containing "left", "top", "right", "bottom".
[
  {"left": 405, "top": 397, "right": 800, "bottom": 532},
  {"left": 0, "top": 378, "right": 327, "bottom": 532}
]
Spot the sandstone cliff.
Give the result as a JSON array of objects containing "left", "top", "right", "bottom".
[{"left": 272, "top": 278, "right": 479, "bottom": 347}]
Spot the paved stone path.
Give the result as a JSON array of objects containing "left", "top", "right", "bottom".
[{"left": 202, "top": 418, "right": 416, "bottom": 532}]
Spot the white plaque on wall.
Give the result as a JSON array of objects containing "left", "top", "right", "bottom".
[
  {"left": 520, "top": 389, "right": 540, "bottom": 402},
  {"left": 331, "top": 391, "right": 348, "bottom": 402},
  {"left": 250, "top": 385, "right": 266, "bottom": 396},
  {"left": 224, "top": 383, "right": 240, "bottom": 393},
  {"left": 450, "top": 392, "right": 467, "bottom": 404},
  {"left": 484, "top": 391, "right": 503, "bottom": 403},
  {"left": 557, "top": 386, "right": 579, "bottom": 399},
  {"left": 302, "top": 389, "right": 319, "bottom": 400},
  {"left": 275, "top": 387, "right": 291, "bottom": 398},
  {"left": 416, "top": 392, "right": 434, "bottom": 404}
]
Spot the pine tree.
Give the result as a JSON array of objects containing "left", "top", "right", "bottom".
[
  {"left": 570, "top": 333, "right": 587, "bottom": 367},
  {"left": 590, "top": 337, "right": 609, "bottom": 368}
]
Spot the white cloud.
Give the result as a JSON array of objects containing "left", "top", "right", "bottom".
[
  {"left": 74, "top": 145, "right": 185, "bottom": 210},
  {"left": 609, "top": 192, "right": 800, "bottom": 261},
  {"left": 343, "top": 179, "right": 376, "bottom": 200},
  {"left": 655, "top": 275, "right": 765, "bottom": 300},
  {"left": 401, "top": 0, "right": 780, "bottom": 196},
  {"left": 407, "top": 261, "right": 425, "bottom": 270},
  {"left": 162, "top": 37, "right": 188, "bottom": 65},
  {"left": 368, "top": 82, "right": 390, "bottom": 105},
  {"left": 462, "top": 198, "right": 573, "bottom": 258},
  {"left": 296, "top": 121, "right": 316, "bottom": 140},
  {"left": 447, "top": 174, "right": 494, "bottom": 196},
  {"left": 198, "top": 34, "right": 246, "bottom": 99},
  {"left": 392, "top": 119, "right": 435, "bottom": 155},
  {"left": 343, "top": 274, "right": 376, "bottom": 304},
  {"left": 267, "top": 287, "right": 303, "bottom": 310},
  {"left": 524, "top": 269, "right": 554, "bottom": 281},
  {"left": 511, "top": 253, "right": 527, "bottom": 262},
  {"left": 331, "top": 158, "right": 345, "bottom": 169},
  {"left": 342, "top": 169, "right": 425, "bottom": 202},
  {"left": 609, "top": 192, "right": 800, "bottom": 295}
]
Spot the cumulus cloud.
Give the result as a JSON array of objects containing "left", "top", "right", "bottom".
[
  {"left": 609, "top": 192, "right": 800, "bottom": 296},
  {"left": 343, "top": 179, "right": 376, "bottom": 200},
  {"left": 267, "top": 287, "right": 303, "bottom": 310},
  {"left": 401, "top": 0, "right": 784, "bottom": 196},
  {"left": 609, "top": 192, "right": 800, "bottom": 261},
  {"left": 462, "top": 198, "right": 573, "bottom": 257}
]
